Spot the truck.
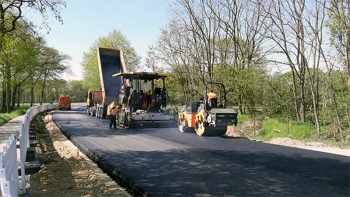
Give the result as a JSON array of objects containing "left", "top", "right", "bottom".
[
  {"left": 86, "top": 90, "right": 103, "bottom": 116},
  {"left": 58, "top": 95, "right": 71, "bottom": 110},
  {"left": 94, "top": 47, "right": 129, "bottom": 119}
]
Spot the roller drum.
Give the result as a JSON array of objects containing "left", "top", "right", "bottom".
[{"left": 195, "top": 122, "right": 227, "bottom": 136}]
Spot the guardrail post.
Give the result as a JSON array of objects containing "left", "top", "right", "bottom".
[
  {"left": 1, "top": 181, "right": 11, "bottom": 197},
  {"left": 20, "top": 122, "right": 26, "bottom": 194}
]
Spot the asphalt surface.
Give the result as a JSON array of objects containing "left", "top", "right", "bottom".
[{"left": 53, "top": 106, "right": 350, "bottom": 196}]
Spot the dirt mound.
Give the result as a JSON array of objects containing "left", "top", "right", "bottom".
[
  {"left": 226, "top": 125, "right": 249, "bottom": 137},
  {"left": 269, "top": 137, "right": 306, "bottom": 147}
]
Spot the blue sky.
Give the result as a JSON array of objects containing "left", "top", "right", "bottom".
[{"left": 28, "top": 0, "right": 170, "bottom": 81}]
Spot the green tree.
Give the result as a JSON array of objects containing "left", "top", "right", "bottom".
[
  {"left": 37, "top": 46, "right": 71, "bottom": 105},
  {"left": 81, "top": 29, "right": 141, "bottom": 90},
  {"left": 0, "top": 0, "right": 67, "bottom": 111},
  {"left": 0, "top": 24, "right": 40, "bottom": 111},
  {"left": 66, "top": 80, "right": 89, "bottom": 102}
]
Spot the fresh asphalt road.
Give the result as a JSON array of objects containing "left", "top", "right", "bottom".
[{"left": 53, "top": 106, "right": 349, "bottom": 196}]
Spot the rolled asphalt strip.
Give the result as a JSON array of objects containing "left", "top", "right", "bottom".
[{"left": 0, "top": 115, "right": 40, "bottom": 197}]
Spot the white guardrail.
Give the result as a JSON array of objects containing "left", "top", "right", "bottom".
[
  {"left": 0, "top": 104, "right": 54, "bottom": 197},
  {"left": 0, "top": 134, "right": 19, "bottom": 197}
]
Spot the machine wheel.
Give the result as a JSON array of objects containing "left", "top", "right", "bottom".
[
  {"left": 178, "top": 119, "right": 187, "bottom": 132},
  {"left": 195, "top": 121, "right": 227, "bottom": 136},
  {"left": 195, "top": 121, "right": 206, "bottom": 136},
  {"left": 178, "top": 119, "right": 194, "bottom": 133}
]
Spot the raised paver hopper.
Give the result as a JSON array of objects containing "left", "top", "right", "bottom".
[{"left": 95, "top": 48, "right": 128, "bottom": 118}]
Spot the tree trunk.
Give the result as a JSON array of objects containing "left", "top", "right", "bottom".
[
  {"left": 6, "top": 84, "right": 11, "bottom": 113},
  {"left": 2, "top": 87, "right": 6, "bottom": 111},
  {"left": 11, "top": 85, "right": 17, "bottom": 109},
  {"left": 291, "top": 68, "right": 300, "bottom": 121},
  {"left": 40, "top": 76, "right": 47, "bottom": 105},
  {"left": 345, "top": 103, "right": 350, "bottom": 128},
  {"left": 347, "top": 38, "right": 350, "bottom": 94},
  {"left": 299, "top": 70, "right": 305, "bottom": 122},
  {"left": 238, "top": 94, "right": 243, "bottom": 115},
  {"left": 40, "top": 90, "right": 44, "bottom": 105},
  {"left": 17, "top": 84, "right": 20, "bottom": 107},
  {"left": 30, "top": 86, "right": 34, "bottom": 107},
  {"left": 309, "top": 81, "right": 320, "bottom": 135},
  {"left": 328, "top": 70, "right": 342, "bottom": 135},
  {"left": 6, "top": 69, "right": 11, "bottom": 113}
]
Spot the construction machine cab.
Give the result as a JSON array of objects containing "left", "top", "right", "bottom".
[
  {"left": 209, "top": 98, "right": 218, "bottom": 108},
  {"left": 113, "top": 72, "right": 168, "bottom": 113},
  {"left": 204, "top": 82, "right": 226, "bottom": 111}
]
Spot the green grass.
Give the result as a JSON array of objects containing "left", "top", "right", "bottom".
[
  {"left": 256, "top": 117, "right": 329, "bottom": 141},
  {"left": 237, "top": 114, "right": 251, "bottom": 125},
  {"left": 0, "top": 106, "right": 31, "bottom": 126},
  {"left": 36, "top": 125, "right": 46, "bottom": 133},
  {"left": 235, "top": 114, "right": 350, "bottom": 147}
]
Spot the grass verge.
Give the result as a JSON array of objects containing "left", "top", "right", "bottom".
[
  {"left": 236, "top": 114, "right": 350, "bottom": 147},
  {"left": 0, "top": 105, "right": 31, "bottom": 126}
]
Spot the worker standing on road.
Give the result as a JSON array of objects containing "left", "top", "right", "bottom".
[
  {"left": 207, "top": 89, "right": 217, "bottom": 104},
  {"left": 109, "top": 106, "right": 119, "bottom": 129}
]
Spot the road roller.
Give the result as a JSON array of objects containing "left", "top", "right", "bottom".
[{"left": 178, "top": 82, "right": 238, "bottom": 136}]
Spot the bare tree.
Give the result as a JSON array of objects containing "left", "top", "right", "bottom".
[
  {"left": 303, "top": 0, "right": 327, "bottom": 135},
  {"left": 327, "top": 0, "right": 350, "bottom": 93},
  {"left": 0, "top": 0, "right": 66, "bottom": 37},
  {"left": 205, "top": 0, "right": 269, "bottom": 114},
  {"left": 263, "top": 0, "right": 309, "bottom": 122}
]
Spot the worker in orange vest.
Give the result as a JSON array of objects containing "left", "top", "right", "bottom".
[
  {"left": 109, "top": 106, "right": 119, "bottom": 129},
  {"left": 207, "top": 89, "right": 217, "bottom": 104}
]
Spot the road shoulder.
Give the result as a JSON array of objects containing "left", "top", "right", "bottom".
[{"left": 27, "top": 111, "right": 130, "bottom": 196}]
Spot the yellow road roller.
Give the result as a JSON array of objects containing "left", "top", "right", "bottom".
[{"left": 178, "top": 82, "right": 238, "bottom": 136}]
